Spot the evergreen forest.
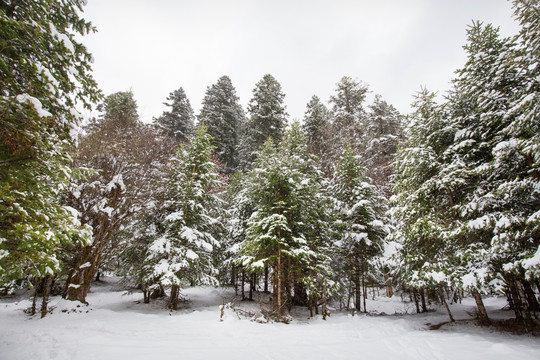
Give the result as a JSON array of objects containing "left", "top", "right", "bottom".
[{"left": 1, "top": 0, "right": 539, "bottom": 333}]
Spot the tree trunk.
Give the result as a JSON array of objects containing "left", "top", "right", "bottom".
[
  {"left": 230, "top": 265, "right": 236, "bottom": 287},
  {"left": 40, "top": 275, "right": 53, "bottom": 318},
  {"left": 276, "top": 247, "right": 282, "bottom": 314},
  {"left": 143, "top": 284, "right": 150, "bottom": 304},
  {"left": 64, "top": 245, "right": 102, "bottom": 303},
  {"left": 322, "top": 286, "right": 328, "bottom": 320},
  {"left": 420, "top": 288, "right": 427, "bottom": 313},
  {"left": 249, "top": 273, "right": 254, "bottom": 301},
  {"left": 439, "top": 287, "right": 454, "bottom": 322},
  {"left": 354, "top": 258, "right": 361, "bottom": 311},
  {"left": 168, "top": 285, "right": 180, "bottom": 310},
  {"left": 241, "top": 269, "right": 245, "bottom": 300},
  {"left": 412, "top": 288, "right": 420, "bottom": 313},
  {"left": 516, "top": 279, "right": 532, "bottom": 321},
  {"left": 64, "top": 191, "right": 123, "bottom": 302},
  {"left": 31, "top": 277, "right": 41, "bottom": 316},
  {"left": 362, "top": 275, "right": 367, "bottom": 313},
  {"left": 346, "top": 280, "right": 352, "bottom": 311},
  {"left": 264, "top": 266, "right": 269, "bottom": 293},
  {"left": 233, "top": 266, "right": 238, "bottom": 296},
  {"left": 471, "top": 288, "right": 490, "bottom": 325},
  {"left": 522, "top": 280, "right": 540, "bottom": 313},
  {"left": 505, "top": 274, "right": 524, "bottom": 320},
  {"left": 361, "top": 258, "right": 368, "bottom": 313}
]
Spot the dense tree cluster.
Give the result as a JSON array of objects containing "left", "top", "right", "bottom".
[
  {"left": 392, "top": 1, "right": 540, "bottom": 323},
  {"left": 1, "top": 0, "right": 538, "bottom": 328},
  {"left": 0, "top": 0, "right": 100, "bottom": 317}
]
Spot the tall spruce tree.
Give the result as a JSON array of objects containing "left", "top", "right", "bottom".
[
  {"left": 303, "top": 95, "right": 329, "bottom": 144},
  {"left": 443, "top": 11, "right": 540, "bottom": 321},
  {"left": 238, "top": 74, "right": 288, "bottom": 167},
  {"left": 330, "top": 143, "right": 389, "bottom": 312},
  {"left": 506, "top": 0, "right": 540, "bottom": 284},
  {"left": 302, "top": 95, "right": 331, "bottom": 166},
  {"left": 364, "top": 95, "right": 403, "bottom": 196},
  {"left": 323, "top": 76, "right": 369, "bottom": 174},
  {"left": 145, "top": 126, "right": 222, "bottom": 310},
  {"left": 392, "top": 1, "right": 540, "bottom": 322},
  {"left": 237, "top": 123, "right": 333, "bottom": 320},
  {"left": 198, "top": 76, "right": 245, "bottom": 172},
  {"left": 154, "top": 87, "right": 194, "bottom": 142},
  {"left": 391, "top": 88, "right": 458, "bottom": 320},
  {"left": 330, "top": 76, "right": 369, "bottom": 141},
  {"left": 0, "top": 0, "right": 99, "bottom": 301}
]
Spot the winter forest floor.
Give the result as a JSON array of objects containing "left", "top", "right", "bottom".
[{"left": 1, "top": 277, "right": 539, "bottom": 360}]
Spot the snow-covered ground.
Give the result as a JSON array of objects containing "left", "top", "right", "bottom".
[{"left": 1, "top": 277, "right": 539, "bottom": 360}]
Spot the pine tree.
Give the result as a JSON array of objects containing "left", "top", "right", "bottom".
[
  {"left": 506, "top": 0, "right": 540, "bottom": 283},
  {"left": 302, "top": 95, "right": 331, "bottom": 168},
  {"left": 99, "top": 90, "right": 138, "bottom": 127},
  {"left": 0, "top": 0, "right": 99, "bottom": 296},
  {"left": 364, "top": 95, "right": 403, "bottom": 196},
  {"left": 222, "top": 172, "right": 253, "bottom": 298},
  {"left": 145, "top": 126, "right": 223, "bottom": 310},
  {"left": 441, "top": 22, "right": 516, "bottom": 306},
  {"left": 323, "top": 76, "right": 369, "bottom": 174},
  {"left": 238, "top": 123, "right": 333, "bottom": 320},
  {"left": 198, "top": 76, "right": 245, "bottom": 172},
  {"left": 238, "top": 74, "right": 288, "bottom": 167},
  {"left": 330, "top": 76, "right": 369, "bottom": 141},
  {"left": 302, "top": 95, "right": 329, "bottom": 145},
  {"left": 330, "top": 143, "right": 388, "bottom": 312},
  {"left": 392, "top": 4, "right": 540, "bottom": 322},
  {"left": 154, "top": 87, "right": 194, "bottom": 142},
  {"left": 390, "top": 89, "right": 458, "bottom": 319},
  {"left": 443, "top": 10, "right": 540, "bottom": 320}
]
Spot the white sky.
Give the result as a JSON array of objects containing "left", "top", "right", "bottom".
[{"left": 80, "top": 0, "right": 520, "bottom": 122}]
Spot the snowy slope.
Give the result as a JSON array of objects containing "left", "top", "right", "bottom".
[{"left": 1, "top": 278, "right": 539, "bottom": 360}]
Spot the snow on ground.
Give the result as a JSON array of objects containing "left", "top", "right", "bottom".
[{"left": 1, "top": 277, "right": 539, "bottom": 360}]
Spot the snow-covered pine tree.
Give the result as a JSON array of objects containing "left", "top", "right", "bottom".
[
  {"left": 390, "top": 89, "right": 458, "bottom": 319},
  {"left": 0, "top": 0, "right": 98, "bottom": 309},
  {"left": 238, "top": 122, "right": 333, "bottom": 320},
  {"left": 153, "top": 87, "right": 195, "bottom": 142},
  {"left": 436, "top": 21, "right": 518, "bottom": 322},
  {"left": 303, "top": 95, "right": 329, "bottom": 143},
  {"left": 145, "top": 126, "right": 223, "bottom": 310},
  {"left": 505, "top": 0, "right": 540, "bottom": 285},
  {"left": 323, "top": 76, "right": 369, "bottom": 175},
  {"left": 99, "top": 90, "right": 138, "bottom": 127},
  {"left": 330, "top": 143, "right": 389, "bottom": 312},
  {"left": 443, "top": 6, "right": 540, "bottom": 321},
  {"left": 198, "top": 76, "right": 245, "bottom": 172},
  {"left": 238, "top": 74, "right": 288, "bottom": 168},
  {"left": 364, "top": 95, "right": 403, "bottom": 197},
  {"left": 302, "top": 95, "right": 331, "bottom": 174},
  {"left": 392, "top": 6, "right": 540, "bottom": 322},
  {"left": 222, "top": 172, "right": 254, "bottom": 299}
]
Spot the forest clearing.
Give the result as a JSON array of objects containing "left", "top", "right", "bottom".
[{"left": 1, "top": 277, "right": 540, "bottom": 360}]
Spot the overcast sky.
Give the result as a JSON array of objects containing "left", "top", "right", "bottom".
[{"left": 79, "top": 0, "right": 520, "bottom": 123}]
